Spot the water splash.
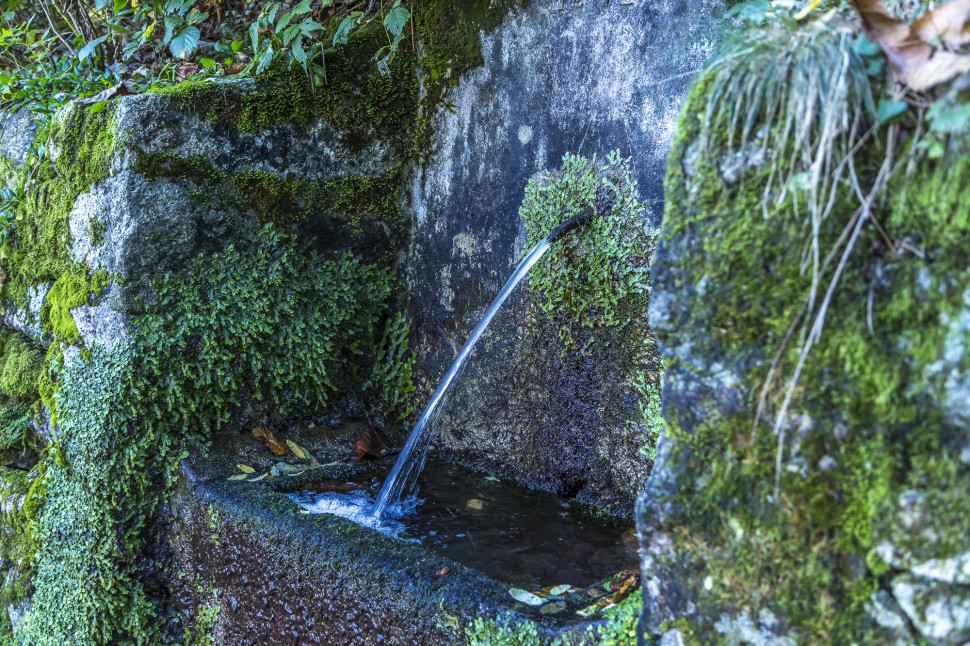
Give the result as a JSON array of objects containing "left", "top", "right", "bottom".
[{"left": 370, "top": 216, "right": 589, "bottom": 520}]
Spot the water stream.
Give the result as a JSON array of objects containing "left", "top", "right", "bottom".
[
  {"left": 370, "top": 215, "right": 589, "bottom": 519},
  {"left": 369, "top": 236, "right": 554, "bottom": 519}
]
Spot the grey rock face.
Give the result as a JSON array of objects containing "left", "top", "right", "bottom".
[
  {"left": 0, "top": 109, "right": 36, "bottom": 169},
  {"left": 405, "top": 0, "right": 719, "bottom": 511}
]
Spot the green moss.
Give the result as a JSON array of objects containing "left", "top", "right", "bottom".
[
  {"left": 520, "top": 152, "right": 655, "bottom": 347},
  {"left": 134, "top": 151, "right": 407, "bottom": 238},
  {"left": 0, "top": 331, "right": 42, "bottom": 401},
  {"left": 19, "top": 226, "right": 391, "bottom": 644},
  {"left": 462, "top": 615, "right": 542, "bottom": 646},
  {"left": 653, "top": 20, "right": 970, "bottom": 642},
  {"left": 40, "top": 269, "right": 110, "bottom": 343}
]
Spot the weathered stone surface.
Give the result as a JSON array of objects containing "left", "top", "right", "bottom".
[
  {"left": 0, "top": 109, "right": 35, "bottom": 168},
  {"left": 405, "top": 0, "right": 719, "bottom": 512}
]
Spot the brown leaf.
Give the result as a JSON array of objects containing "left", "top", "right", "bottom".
[
  {"left": 177, "top": 63, "right": 201, "bottom": 80},
  {"left": 356, "top": 426, "right": 388, "bottom": 460},
  {"left": 914, "top": 0, "right": 970, "bottom": 49},
  {"left": 75, "top": 81, "right": 134, "bottom": 105},
  {"left": 852, "top": 0, "right": 970, "bottom": 90},
  {"left": 251, "top": 426, "right": 287, "bottom": 456},
  {"left": 436, "top": 567, "right": 450, "bottom": 576},
  {"left": 226, "top": 63, "right": 248, "bottom": 75}
]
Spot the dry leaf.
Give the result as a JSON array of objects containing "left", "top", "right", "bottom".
[
  {"left": 237, "top": 464, "right": 255, "bottom": 474},
  {"left": 852, "top": 0, "right": 970, "bottom": 90},
  {"left": 914, "top": 0, "right": 970, "bottom": 49},
  {"left": 355, "top": 426, "right": 388, "bottom": 460},
  {"left": 286, "top": 440, "right": 307, "bottom": 460},
  {"left": 549, "top": 584, "right": 573, "bottom": 596},
  {"left": 75, "top": 81, "right": 134, "bottom": 105},
  {"left": 509, "top": 588, "right": 545, "bottom": 606},
  {"left": 252, "top": 426, "right": 287, "bottom": 456},
  {"left": 437, "top": 567, "right": 450, "bottom": 576},
  {"left": 466, "top": 498, "right": 485, "bottom": 511},
  {"left": 177, "top": 62, "right": 200, "bottom": 80}
]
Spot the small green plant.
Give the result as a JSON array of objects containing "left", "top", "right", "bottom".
[
  {"left": 364, "top": 311, "right": 416, "bottom": 425},
  {"left": 520, "top": 151, "right": 655, "bottom": 347}
]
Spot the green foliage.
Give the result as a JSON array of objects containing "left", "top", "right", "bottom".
[
  {"left": 463, "top": 616, "right": 541, "bottom": 646},
  {"left": 364, "top": 311, "right": 416, "bottom": 424},
  {"left": 20, "top": 226, "right": 391, "bottom": 643},
  {"left": 0, "top": 330, "right": 41, "bottom": 402},
  {"left": 520, "top": 151, "right": 654, "bottom": 347}
]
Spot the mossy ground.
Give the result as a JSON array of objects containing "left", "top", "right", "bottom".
[{"left": 653, "top": 23, "right": 970, "bottom": 642}]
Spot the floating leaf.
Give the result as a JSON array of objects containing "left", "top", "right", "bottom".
[
  {"left": 252, "top": 426, "right": 288, "bottom": 456},
  {"left": 540, "top": 601, "right": 567, "bottom": 616},
  {"left": 286, "top": 440, "right": 306, "bottom": 459},
  {"left": 509, "top": 588, "right": 545, "bottom": 606},
  {"left": 466, "top": 498, "right": 484, "bottom": 511},
  {"left": 549, "top": 584, "right": 572, "bottom": 596},
  {"left": 228, "top": 474, "right": 249, "bottom": 481},
  {"left": 237, "top": 464, "right": 255, "bottom": 474}
]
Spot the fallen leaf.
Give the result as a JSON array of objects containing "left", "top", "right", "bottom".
[
  {"left": 466, "top": 498, "right": 484, "bottom": 511},
  {"left": 913, "top": 0, "right": 970, "bottom": 49},
  {"left": 509, "top": 588, "right": 545, "bottom": 606},
  {"left": 286, "top": 440, "right": 307, "bottom": 459},
  {"left": 226, "top": 63, "right": 248, "bottom": 74},
  {"left": 177, "top": 62, "right": 200, "bottom": 80},
  {"left": 252, "top": 426, "right": 287, "bottom": 456},
  {"left": 75, "top": 81, "right": 134, "bottom": 105},
  {"left": 355, "top": 426, "right": 388, "bottom": 460},
  {"left": 576, "top": 602, "right": 602, "bottom": 618},
  {"left": 227, "top": 474, "right": 249, "bottom": 481},
  {"left": 237, "top": 464, "right": 255, "bottom": 474},
  {"left": 437, "top": 567, "right": 450, "bottom": 576},
  {"left": 540, "top": 600, "right": 567, "bottom": 615},
  {"left": 549, "top": 584, "right": 573, "bottom": 596},
  {"left": 852, "top": 0, "right": 970, "bottom": 90},
  {"left": 586, "top": 586, "right": 610, "bottom": 599}
]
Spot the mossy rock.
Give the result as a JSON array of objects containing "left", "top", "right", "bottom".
[{"left": 642, "top": 26, "right": 970, "bottom": 644}]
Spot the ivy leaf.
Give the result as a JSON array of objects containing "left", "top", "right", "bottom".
[
  {"left": 291, "top": 0, "right": 312, "bottom": 15},
  {"left": 876, "top": 99, "right": 908, "bottom": 124},
  {"left": 78, "top": 35, "right": 108, "bottom": 62},
  {"left": 169, "top": 25, "right": 200, "bottom": 59},
  {"left": 333, "top": 14, "right": 360, "bottom": 46},
  {"left": 383, "top": 6, "right": 410, "bottom": 39},
  {"left": 928, "top": 99, "right": 970, "bottom": 134}
]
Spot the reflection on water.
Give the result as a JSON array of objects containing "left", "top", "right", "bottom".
[{"left": 288, "top": 459, "right": 636, "bottom": 590}]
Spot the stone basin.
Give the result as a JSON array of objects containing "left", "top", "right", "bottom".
[{"left": 169, "top": 424, "right": 641, "bottom": 645}]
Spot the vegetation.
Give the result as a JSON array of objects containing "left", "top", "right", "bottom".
[
  {"left": 520, "top": 151, "right": 655, "bottom": 347},
  {"left": 21, "top": 226, "right": 390, "bottom": 643},
  {"left": 651, "top": 0, "right": 970, "bottom": 641}
]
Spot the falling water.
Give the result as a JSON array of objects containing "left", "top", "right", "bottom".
[{"left": 370, "top": 216, "right": 589, "bottom": 521}]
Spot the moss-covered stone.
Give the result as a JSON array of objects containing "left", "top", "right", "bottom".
[
  {"left": 19, "top": 227, "right": 392, "bottom": 644},
  {"left": 644, "top": 19, "right": 970, "bottom": 644}
]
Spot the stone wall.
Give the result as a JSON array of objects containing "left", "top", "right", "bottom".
[{"left": 405, "top": 0, "right": 719, "bottom": 512}]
